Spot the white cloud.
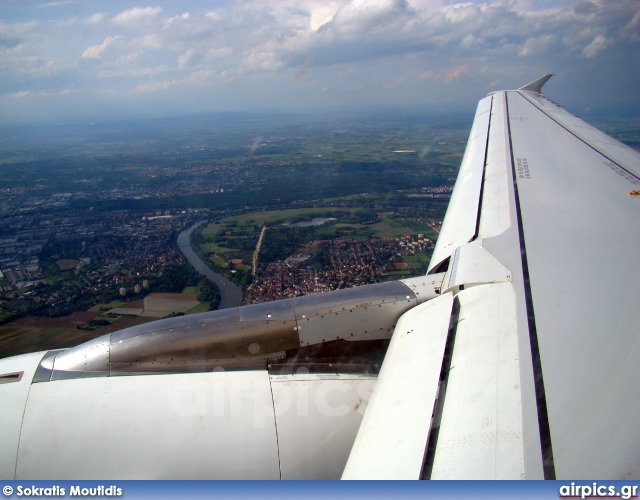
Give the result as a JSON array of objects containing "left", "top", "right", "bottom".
[
  {"left": 445, "top": 65, "right": 468, "bottom": 82},
  {"left": 112, "top": 7, "right": 162, "bottom": 27},
  {"left": 461, "top": 33, "right": 481, "bottom": 50},
  {"left": 38, "top": 1, "right": 76, "bottom": 7},
  {"left": 81, "top": 36, "right": 126, "bottom": 59},
  {"left": 582, "top": 34, "right": 610, "bottom": 57},
  {"left": 84, "top": 13, "right": 105, "bottom": 25},
  {"left": 2, "top": 0, "right": 640, "bottom": 123},
  {"left": 322, "top": 0, "right": 412, "bottom": 37},
  {"left": 139, "top": 34, "right": 163, "bottom": 50},
  {"left": 621, "top": 9, "right": 640, "bottom": 41},
  {"left": 134, "top": 80, "right": 175, "bottom": 92},
  {"left": 177, "top": 48, "right": 195, "bottom": 68},
  {"left": 518, "top": 34, "right": 556, "bottom": 56},
  {"left": 164, "top": 12, "right": 190, "bottom": 29}
]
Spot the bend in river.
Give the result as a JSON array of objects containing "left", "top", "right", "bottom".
[{"left": 177, "top": 222, "right": 243, "bottom": 309}]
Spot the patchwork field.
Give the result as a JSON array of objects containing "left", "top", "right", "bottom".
[
  {"left": 0, "top": 292, "right": 206, "bottom": 359},
  {"left": 0, "top": 314, "right": 155, "bottom": 359},
  {"left": 194, "top": 207, "right": 439, "bottom": 271},
  {"left": 140, "top": 293, "right": 200, "bottom": 318}
]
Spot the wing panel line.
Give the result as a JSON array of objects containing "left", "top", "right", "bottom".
[
  {"left": 421, "top": 295, "right": 461, "bottom": 479},
  {"left": 505, "top": 91, "right": 556, "bottom": 480},
  {"left": 268, "top": 377, "right": 283, "bottom": 480}
]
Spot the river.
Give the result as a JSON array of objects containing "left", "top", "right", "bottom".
[{"left": 176, "top": 222, "right": 243, "bottom": 309}]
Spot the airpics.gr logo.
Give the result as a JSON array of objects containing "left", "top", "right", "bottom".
[{"left": 559, "top": 483, "right": 638, "bottom": 500}]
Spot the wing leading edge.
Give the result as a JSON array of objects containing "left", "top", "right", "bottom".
[{"left": 344, "top": 75, "right": 640, "bottom": 479}]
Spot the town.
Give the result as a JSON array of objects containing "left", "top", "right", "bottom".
[
  {"left": 0, "top": 207, "right": 206, "bottom": 321},
  {"left": 247, "top": 234, "right": 435, "bottom": 303}
]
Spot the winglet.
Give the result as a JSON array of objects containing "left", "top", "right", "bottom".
[{"left": 518, "top": 74, "right": 553, "bottom": 94}]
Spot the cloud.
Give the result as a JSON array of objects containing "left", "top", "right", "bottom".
[
  {"left": 38, "top": 1, "right": 76, "bottom": 7},
  {"left": 621, "top": 9, "right": 640, "bottom": 41},
  {"left": 322, "top": 0, "right": 412, "bottom": 37},
  {"left": 582, "top": 34, "right": 610, "bottom": 57},
  {"left": 518, "top": 34, "right": 556, "bottom": 56},
  {"left": 444, "top": 65, "right": 468, "bottom": 82},
  {"left": 84, "top": 13, "right": 105, "bottom": 25},
  {"left": 134, "top": 80, "right": 175, "bottom": 92},
  {"left": 164, "top": 12, "right": 190, "bottom": 29},
  {"left": 177, "top": 48, "right": 195, "bottom": 68},
  {"left": 2, "top": 0, "right": 640, "bottom": 124},
  {"left": 81, "top": 36, "right": 127, "bottom": 59},
  {"left": 112, "top": 7, "right": 162, "bottom": 27}
]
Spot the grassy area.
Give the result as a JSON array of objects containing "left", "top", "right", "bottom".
[
  {"left": 182, "top": 287, "right": 197, "bottom": 294},
  {"left": 402, "top": 252, "right": 431, "bottom": 263},
  {"left": 208, "top": 253, "right": 229, "bottom": 267},
  {"left": 95, "top": 315, "right": 121, "bottom": 323},
  {"left": 0, "top": 311, "right": 14, "bottom": 322},
  {"left": 369, "top": 221, "right": 413, "bottom": 238},
  {"left": 230, "top": 207, "right": 356, "bottom": 226},
  {"left": 191, "top": 206, "right": 441, "bottom": 289},
  {"left": 384, "top": 270, "right": 412, "bottom": 276},
  {"left": 185, "top": 302, "right": 211, "bottom": 315},
  {"left": 201, "top": 241, "right": 234, "bottom": 254},
  {"left": 198, "top": 207, "right": 440, "bottom": 249},
  {"left": 196, "top": 208, "right": 369, "bottom": 270},
  {"left": 56, "top": 259, "right": 79, "bottom": 271},
  {"left": 88, "top": 300, "right": 126, "bottom": 312}
]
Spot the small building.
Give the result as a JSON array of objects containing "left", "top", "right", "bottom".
[{"left": 119, "top": 287, "right": 127, "bottom": 297}]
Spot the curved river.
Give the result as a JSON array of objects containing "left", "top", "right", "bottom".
[{"left": 177, "top": 222, "right": 243, "bottom": 309}]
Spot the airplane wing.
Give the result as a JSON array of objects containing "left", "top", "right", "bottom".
[
  {"left": 1, "top": 75, "right": 639, "bottom": 480},
  {"left": 343, "top": 75, "right": 640, "bottom": 479}
]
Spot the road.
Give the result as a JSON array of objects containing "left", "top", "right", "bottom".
[
  {"left": 251, "top": 226, "right": 267, "bottom": 276},
  {"left": 176, "top": 222, "right": 243, "bottom": 309}
]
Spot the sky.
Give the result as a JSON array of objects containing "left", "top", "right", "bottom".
[{"left": 1, "top": 0, "right": 639, "bottom": 125}]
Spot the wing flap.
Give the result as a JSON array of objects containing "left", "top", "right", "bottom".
[
  {"left": 430, "top": 283, "right": 524, "bottom": 479},
  {"left": 341, "top": 292, "right": 453, "bottom": 479}
]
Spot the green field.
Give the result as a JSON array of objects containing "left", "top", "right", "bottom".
[
  {"left": 194, "top": 208, "right": 368, "bottom": 268},
  {"left": 402, "top": 252, "right": 431, "bottom": 263},
  {"left": 88, "top": 300, "right": 126, "bottom": 312},
  {"left": 191, "top": 207, "right": 439, "bottom": 288},
  {"left": 229, "top": 207, "right": 356, "bottom": 226},
  {"left": 185, "top": 302, "right": 211, "bottom": 315},
  {"left": 196, "top": 208, "right": 438, "bottom": 256}
]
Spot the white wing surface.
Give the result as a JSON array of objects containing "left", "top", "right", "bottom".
[{"left": 344, "top": 75, "right": 640, "bottom": 479}]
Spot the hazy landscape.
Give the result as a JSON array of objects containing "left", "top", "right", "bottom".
[{"left": 0, "top": 111, "right": 465, "bottom": 356}]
